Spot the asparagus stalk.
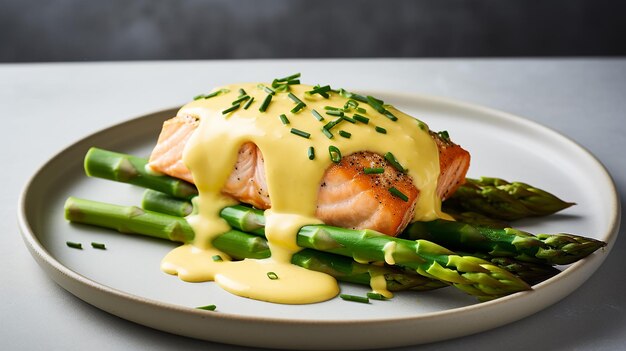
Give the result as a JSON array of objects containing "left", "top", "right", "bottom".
[
  {"left": 67, "top": 196, "right": 530, "bottom": 299},
  {"left": 64, "top": 197, "right": 446, "bottom": 292},
  {"left": 84, "top": 147, "right": 198, "bottom": 199},
  {"left": 445, "top": 177, "right": 575, "bottom": 221},
  {"left": 402, "top": 219, "right": 606, "bottom": 265},
  {"left": 144, "top": 190, "right": 576, "bottom": 285}
]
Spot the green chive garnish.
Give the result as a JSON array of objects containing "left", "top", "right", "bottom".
[
  {"left": 212, "top": 255, "right": 223, "bottom": 262},
  {"left": 366, "top": 95, "right": 385, "bottom": 113},
  {"left": 384, "top": 152, "right": 406, "bottom": 172},
  {"left": 311, "top": 109, "right": 325, "bottom": 121},
  {"left": 338, "top": 89, "right": 368, "bottom": 103},
  {"left": 193, "top": 94, "right": 205, "bottom": 100},
  {"left": 353, "top": 114, "right": 369, "bottom": 124},
  {"left": 291, "top": 102, "right": 306, "bottom": 113},
  {"left": 323, "top": 118, "right": 342, "bottom": 131},
  {"left": 389, "top": 187, "right": 409, "bottom": 202},
  {"left": 341, "top": 115, "right": 356, "bottom": 124},
  {"left": 222, "top": 103, "right": 240, "bottom": 115},
  {"left": 288, "top": 93, "right": 304, "bottom": 105},
  {"left": 324, "top": 106, "right": 341, "bottom": 111},
  {"left": 66, "top": 241, "right": 82, "bottom": 249},
  {"left": 339, "top": 294, "right": 370, "bottom": 303},
  {"left": 383, "top": 110, "right": 398, "bottom": 121},
  {"left": 339, "top": 130, "right": 351, "bottom": 138},
  {"left": 307, "top": 85, "right": 331, "bottom": 98},
  {"left": 344, "top": 99, "right": 359, "bottom": 109},
  {"left": 91, "top": 242, "right": 106, "bottom": 250},
  {"left": 259, "top": 94, "right": 273, "bottom": 112},
  {"left": 375, "top": 126, "right": 387, "bottom": 134},
  {"left": 308, "top": 146, "right": 315, "bottom": 160},
  {"left": 279, "top": 114, "right": 290, "bottom": 125},
  {"left": 363, "top": 167, "right": 384, "bottom": 174},
  {"left": 329, "top": 145, "right": 342, "bottom": 163},
  {"left": 290, "top": 128, "right": 310, "bottom": 139},
  {"left": 366, "top": 292, "right": 388, "bottom": 300},
  {"left": 231, "top": 95, "right": 250, "bottom": 105},
  {"left": 356, "top": 107, "right": 367, "bottom": 113},
  {"left": 325, "top": 110, "right": 344, "bottom": 117},
  {"left": 263, "top": 86, "right": 276, "bottom": 95},
  {"left": 437, "top": 130, "right": 450, "bottom": 142},
  {"left": 238, "top": 88, "right": 247, "bottom": 96},
  {"left": 193, "top": 88, "right": 229, "bottom": 101},
  {"left": 197, "top": 304, "right": 217, "bottom": 311},
  {"left": 243, "top": 96, "right": 255, "bottom": 109},
  {"left": 276, "top": 73, "right": 301, "bottom": 82},
  {"left": 267, "top": 272, "right": 279, "bottom": 280},
  {"left": 321, "top": 128, "right": 334, "bottom": 139}
]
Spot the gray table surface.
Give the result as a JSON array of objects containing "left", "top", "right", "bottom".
[{"left": 2, "top": 58, "right": 624, "bottom": 350}]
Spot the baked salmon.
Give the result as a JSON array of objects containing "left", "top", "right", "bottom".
[{"left": 149, "top": 115, "right": 470, "bottom": 236}]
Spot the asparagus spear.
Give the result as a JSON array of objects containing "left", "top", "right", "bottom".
[
  {"left": 402, "top": 219, "right": 606, "bottom": 265},
  {"left": 66, "top": 196, "right": 530, "bottom": 299},
  {"left": 458, "top": 252, "right": 560, "bottom": 286},
  {"left": 84, "top": 147, "right": 198, "bottom": 199},
  {"left": 445, "top": 177, "right": 575, "bottom": 221},
  {"left": 64, "top": 197, "right": 446, "bottom": 292}
]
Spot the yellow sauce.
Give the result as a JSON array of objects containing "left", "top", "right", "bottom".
[{"left": 160, "top": 82, "right": 444, "bottom": 304}]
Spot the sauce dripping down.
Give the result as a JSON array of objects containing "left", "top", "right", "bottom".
[{"left": 160, "top": 82, "right": 444, "bottom": 304}]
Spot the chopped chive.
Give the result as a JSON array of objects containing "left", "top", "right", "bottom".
[
  {"left": 267, "top": 272, "right": 279, "bottom": 280},
  {"left": 384, "top": 152, "right": 406, "bottom": 173},
  {"left": 323, "top": 118, "right": 342, "bottom": 131},
  {"left": 196, "top": 304, "right": 217, "bottom": 311},
  {"left": 375, "top": 126, "right": 387, "bottom": 134},
  {"left": 291, "top": 102, "right": 306, "bottom": 113},
  {"left": 311, "top": 109, "right": 325, "bottom": 121},
  {"left": 339, "top": 294, "right": 370, "bottom": 303},
  {"left": 263, "top": 86, "right": 276, "bottom": 95},
  {"left": 383, "top": 110, "right": 398, "bottom": 121},
  {"left": 325, "top": 110, "right": 344, "bottom": 117},
  {"left": 389, "top": 187, "right": 409, "bottom": 202},
  {"left": 276, "top": 73, "right": 301, "bottom": 82},
  {"left": 259, "top": 94, "right": 273, "bottom": 112},
  {"left": 344, "top": 99, "right": 359, "bottom": 109},
  {"left": 212, "top": 255, "right": 223, "bottom": 262},
  {"left": 222, "top": 103, "right": 241, "bottom": 115},
  {"left": 329, "top": 145, "right": 342, "bottom": 163},
  {"left": 338, "top": 89, "right": 368, "bottom": 103},
  {"left": 307, "top": 146, "right": 315, "bottom": 160},
  {"left": 231, "top": 95, "right": 250, "bottom": 105},
  {"left": 363, "top": 167, "right": 384, "bottom": 174},
  {"left": 340, "top": 115, "right": 356, "bottom": 124},
  {"left": 366, "top": 95, "right": 386, "bottom": 114},
  {"left": 418, "top": 121, "right": 427, "bottom": 130},
  {"left": 91, "top": 242, "right": 106, "bottom": 250},
  {"left": 279, "top": 114, "right": 290, "bottom": 125},
  {"left": 288, "top": 92, "right": 304, "bottom": 104},
  {"left": 274, "top": 84, "right": 290, "bottom": 92},
  {"left": 437, "top": 130, "right": 450, "bottom": 142},
  {"left": 338, "top": 130, "right": 351, "bottom": 138},
  {"left": 324, "top": 106, "right": 341, "bottom": 111},
  {"left": 243, "top": 96, "right": 255, "bottom": 109},
  {"left": 193, "top": 94, "right": 205, "bottom": 100},
  {"left": 66, "top": 241, "right": 82, "bottom": 249},
  {"left": 238, "top": 88, "right": 247, "bottom": 96},
  {"left": 356, "top": 107, "right": 367, "bottom": 113},
  {"left": 366, "top": 292, "right": 388, "bottom": 300},
  {"left": 306, "top": 85, "right": 331, "bottom": 97},
  {"left": 204, "top": 88, "right": 229, "bottom": 100},
  {"left": 353, "top": 114, "right": 369, "bottom": 124},
  {"left": 285, "top": 79, "right": 300, "bottom": 85},
  {"left": 290, "top": 128, "right": 311, "bottom": 139},
  {"left": 321, "top": 128, "right": 334, "bottom": 139}
]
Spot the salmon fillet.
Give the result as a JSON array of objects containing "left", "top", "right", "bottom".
[{"left": 149, "top": 115, "right": 470, "bottom": 236}]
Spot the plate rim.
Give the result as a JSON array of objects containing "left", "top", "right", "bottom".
[{"left": 17, "top": 92, "right": 621, "bottom": 349}]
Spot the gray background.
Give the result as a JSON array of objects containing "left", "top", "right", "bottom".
[{"left": 2, "top": 0, "right": 625, "bottom": 62}]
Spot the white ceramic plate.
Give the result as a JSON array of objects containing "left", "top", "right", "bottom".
[{"left": 18, "top": 93, "right": 620, "bottom": 350}]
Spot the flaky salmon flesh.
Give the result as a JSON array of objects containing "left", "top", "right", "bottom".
[{"left": 149, "top": 115, "right": 470, "bottom": 236}]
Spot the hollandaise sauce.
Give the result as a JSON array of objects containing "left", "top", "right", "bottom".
[{"left": 161, "top": 79, "right": 444, "bottom": 304}]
